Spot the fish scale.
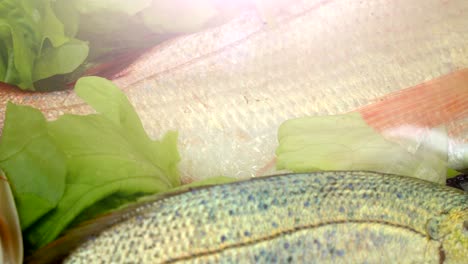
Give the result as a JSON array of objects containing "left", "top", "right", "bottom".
[
  {"left": 28, "top": 171, "right": 468, "bottom": 263},
  {"left": 1, "top": 0, "right": 468, "bottom": 181}
]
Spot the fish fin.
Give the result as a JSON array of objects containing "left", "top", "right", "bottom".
[{"left": 357, "top": 69, "right": 468, "bottom": 137}]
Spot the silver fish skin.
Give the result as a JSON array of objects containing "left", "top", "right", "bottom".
[
  {"left": 28, "top": 171, "right": 468, "bottom": 264},
  {"left": 1, "top": 0, "right": 468, "bottom": 182}
]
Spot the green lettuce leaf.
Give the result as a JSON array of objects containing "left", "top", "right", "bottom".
[
  {"left": 70, "top": 0, "right": 222, "bottom": 61},
  {"left": 166, "top": 176, "right": 238, "bottom": 193},
  {"left": 67, "top": 192, "right": 146, "bottom": 229},
  {"left": 71, "top": 175, "right": 237, "bottom": 227},
  {"left": 0, "top": 76, "right": 180, "bottom": 248},
  {"left": 24, "top": 77, "right": 180, "bottom": 248},
  {"left": 276, "top": 112, "right": 449, "bottom": 184},
  {"left": 0, "top": 103, "right": 67, "bottom": 230},
  {"left": 0, "top": 0, "right": 88, "bottom": 90},
  {"left": 1, "top": 0, "right": 288, "bottom": 90},
  {"left": 53, "top": 0, "right": 80, "bottom": 37},
  {"left": 446, "top": 168, "right": 461, "bottom": 179},
  {"left": 33, "top": 39, "right": 89, "bottom": 81}
]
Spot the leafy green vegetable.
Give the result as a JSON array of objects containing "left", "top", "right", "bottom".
[
  {"left": 0, "top": 76, "right": 180, "bottom": 248},
  {"left": 0, "top": 0, "right": 88, "bottom": 90},
  {"left": 276, "top": 113, "right": 449, "bottom": 184},
  {"left": 74, "top": 77, "right": 180, "bottom": 186},
  {"left": 1, "top": 0, "right": 286, "bottom": 89},
  {"left": 68, "top": 192, "right": 147, "bottom": 229},
  {"left": 447, "top": 168, "right": 461, "bottom": 179},
  {"left": 53, "top": 0, "right": 80, "bottom": 37},
  {"left": 72, "top": 175, "right": 237, "bottom": 226},
  {"left": 33, "top": 39, "right": 89, "bottom": 81},
  {"left": 0, "top": 103, "right": 67, "bottom": 230},
  {"left": 66, "top": 0, "right": 285, "bottom": 61},
  {"left": 70, "top": 0, "right": 223, "bottom": 61},
  {"left": 165, "top": 176, "right": 238, "bottom": 192}
]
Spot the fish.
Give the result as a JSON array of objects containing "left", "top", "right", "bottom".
[
  {"left": 26, "top": 171, "right": 468, "bottom": 263},
  {"left": 1, "top": 0, "right": 468, "bottom": 182},
  {"left": 0, "top": 171, "right": 23, "bottom": 264}
]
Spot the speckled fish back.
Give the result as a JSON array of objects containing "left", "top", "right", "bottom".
[{"left": 63, "top": 171, "right": 467, "bottom": 263}]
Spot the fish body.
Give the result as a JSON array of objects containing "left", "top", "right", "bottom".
[
  {"left": 28, "top": 171, "right": 468, "bottom": 263},
  {"left": 1, "top": 0, "right": 468, "bottom": 182}
]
